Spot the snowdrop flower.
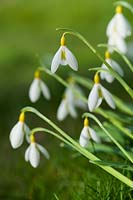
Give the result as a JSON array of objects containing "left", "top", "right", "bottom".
[
  {"left": 57, "top": 78, "right": 86, "bottom": 121},
  {"left": 88, "top": 73, "right": 115, "bottom": 112},
  {"left": 25, "top": 135, "right": 50, "bottom": 168},
  {"left": 29, "top": 70, "right": 51, "bottom": 103},
  {"left": 106, "top": 6, "right": 131, "bottom": 38},
  {"left": 79, "top": 118, "right": 100, "bottom": 147},
  {"left": 9, "top": 112, "right": 30, "bottom": 149},
  {"left": 106, "top": 6, "right": 131, "bottom": 54},
  {"left": 100, "top": 51, "right": 124, "bottom": 83},
  {"left": 51, "top": 35, "right": 78, "bottom": 73}
]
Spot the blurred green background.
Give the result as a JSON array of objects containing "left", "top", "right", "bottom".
[{"left": 0, "top": 0, "right": 132, "bottom": 199}]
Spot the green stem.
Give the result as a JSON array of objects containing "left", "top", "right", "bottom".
[
  {"left": 21, "top": 106, "right": 133, "bottom": 188},
  {"left": 98, "top": 43, "right": 133, "bottom": 73},
  {"left": 56, "top": 28, "right": 133, "bottom": 99},
  {"left": 83, "top": 112, "right": 133, "bottom": 163}
]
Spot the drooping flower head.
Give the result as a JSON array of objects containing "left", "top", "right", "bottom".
[
  {"left": 9, "top": 112, "right": 30, "bottom": 149},
  {"left": 88, "top": 73, "right": 115, "bottom": 112},
  {"left": 100, "top": 51, "right": 124, "bottom": 83},
  {"left": 79, "top": 117, "right": 101, "bottom": 147},
  {"left": 29, "top": 70, "right": 51, "bottom": 103},
  {"left": 51, "top": 35, "right": 78, "bottom": 73},
  {"left": 106, "top": 6, "right": 131, "bottom": 54},
  {"left": 25, "top": 134, "right": 50, "bottom": 168},
  {"left": 57, "top": 77, "right": 86, "bottom": 121}
]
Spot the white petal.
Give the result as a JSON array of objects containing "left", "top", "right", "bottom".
[
  {"left": 37, "top": 144, "right": 50, "bottom": 159},
  {"left": 110, "top": 59, "right": 124, "bottom": 77},
  {"left": 9, "top": 122, "right": 24, "bottom": 149},
  {"left": 100, "top": 63, "right": 114, "bottom": 83},
  {"left": 116, "top": 14, "right": 131, "bottom": 38},
  {"left": 88, "top": 127, "right": 101, "bottom": 143},
  {"left": 108, "top": 34, "right": 127, "bottom": 54},
  {"left": 29, "top": 143, "right": 40, "bottom": 168},
  {"left": 79, "top": 127, "right": 90, "bottom": 147},
  {"left": 57, "top": 99, "right": 68, "bottom": 121},
  {"left": 25, "top": 146, "right": 31, "bottom": 161},
  {"left": 101, "top": 86, "right": 115, "bottom": 109},
  {"left": 29, "top": 79, "right": 41, "bottom": 103},
  {"left": 106, "top": 15, "right": 116, "bottom": 37},
  {"left": 40, "top": 80, "right": 51, "bottom": 100},
  {"left": 65, "top": 47, "right": 78, "bottom": 71},
  {"left": 51, "top": 47, "right": 62, "bottom": 73},
  {"left": 68, "top": 103, "right": 77, "bottom": 118},
  {"left": 96, "top": 97, "right": 103, "bottom": 108},
  {"left": 88, "top": 84, "right": 100, "bottom": 112}
]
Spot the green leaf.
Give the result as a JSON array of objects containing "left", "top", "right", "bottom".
[{"left": 90, "top": 160, "right": 133, "bottom": 171}]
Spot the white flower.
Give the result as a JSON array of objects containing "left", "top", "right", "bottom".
[
  {"left": 79, "top": 118, "right": 100, "bottom": 147},
  {"left": 57, "top": 79, "right": 86, "bottom": 121},
  {"left": 51, "top": 35, "right": 78, "bottom": 73},
  {"left": 25, "top": 135, "right": 50, "bottom": 168},
  {"left": 106, "top": 6, "right": 131, "bottom": 39},
  {"left": 88, "top": 73, "right": 115, "bottom": 112},
  {"left": 29, "top": 70, "right": 51, "bottom": 103},
  {"left": 9, "top": 112, "right": 30, "bottom": 149},
  {"left": 100, "top": 51, "right": 124, "bottom": 83},
  {"left": 107, "top": 32, "right": 127, "bottom": 54}
]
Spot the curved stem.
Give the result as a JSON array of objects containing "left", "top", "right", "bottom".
[
  {"left": 21, "top": 106, "right": 133, "bottom": 188},
  {"left": 98, "top": 43, "right": 133, "bottom": 73},
  {"left": 83, "top": 112, "right": 133, "bottom": 163},
  {"left": 56, "top": 28, "right": 133, "bottom": 99}
]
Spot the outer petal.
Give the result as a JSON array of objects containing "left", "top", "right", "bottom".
[
  {"left": 29, "top": 143, "right": 40, "bottom": 168},
  {"left": 57, "top": 99, "right": 68, "bottom": 121},
  {"left": 37, "top": 144, "right": 50, "bottom": 160},
  {"left": 25, "top": 145, "right": 31, "bottom": 162},
  {"left": 65, "top": 47, "right": 78, "bottom": 71},
  {"left": 29, "top": 79, "right": 41, "bottom": 103},
  {"left": 68, "top": 103, "right": 77, "bottom": 118},
  {"left": 100, "top": 63, "right": 114, "bottom": 83},
  {"left": 51, "top": 47, "right": 62, "bottom": 73},
  {"left": 9, "top": 122, "right": 24, "bottom": 149},
  {"left": 88, "top": 127, "right": 101, "bottom": 143},
  {"left": 40, "top": 80, "right": 51, "bottom": 100},
  {"left": 101, "top": 85, "right": 115, "bottom": 109},
  {"left": 115, "top": 35, "right": 127, "bottom": 54},
  {"left": 106, "top": 15, "right": 116, "bottom": 37},
  {"left": 79, "top": 127, "right": 90, "bottom": 147},
  {"left": 116, "top": 14, "right": 131, "bottom": 38},
  {"left": 88, "top": 84, "right": 100, "bottom": 112},
  {"left": 110, "top": 59, "right": 124, "bottom": 77}
]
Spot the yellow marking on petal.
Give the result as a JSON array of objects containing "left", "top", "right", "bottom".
[
  {"left": 116, "top": 6, "right": 122, "bottom": 14},
  {"left": 105, "top": 51, "right": 110, "bottom": 59},
  {"left": 94, "top": 73, "right": 100, "bottom": 84},
  {"left": 30, "top": 134, "right": 35, "bottom": 143},
  {"left": 34, "top": 70, "right": 40, "bottom": 79},
  {"left": 19, "top": 112, "right": 25, "bottom": 122},
  {"left": 60, "top": 35, "right": 65, "bottom": 46},
  {"left": 84, "top": 117, "right": 89, "bottom": 127},
  {"left": 61, "top": 50, "right": 66, "bottom": 60}
]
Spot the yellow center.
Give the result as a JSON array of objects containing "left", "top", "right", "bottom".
[
  {"left": 60, "top": 35, "right": 65, "bottom": 46},
  {"left": 116, "top": 6, "right": 122, "bottom": 14},
  {"left": 30, "top": 134, "right": 35, "bottom": 143},
  {"left": 19, "top": 112, "right": 25, "bottom": 122},
  {"left": 94, "top": 73, "right": 100, "bottom": 84},
  {"left": 105, "top": 51, "right": 110, "bottom": 59},
  {"left": 84, "top": 117, "right": 89, "bottom": 127},
  {"left": 34, "top": 70, "right": 40, "bottom": 79}
]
